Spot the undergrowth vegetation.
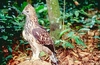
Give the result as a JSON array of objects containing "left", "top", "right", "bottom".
[{"left": 0, "top": 0, "right": 100, "bottom": 65}]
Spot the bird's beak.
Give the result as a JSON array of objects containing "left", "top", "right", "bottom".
[{"left": 22, "top": 12, "right": 23, "bottom": 14}]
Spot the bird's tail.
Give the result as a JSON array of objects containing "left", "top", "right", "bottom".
[
  {"left": 43, "top": 45, "right": 58, "bottom": 65},
  {"left": 50, "top": 53, "right": 58, "bottom": 65}
]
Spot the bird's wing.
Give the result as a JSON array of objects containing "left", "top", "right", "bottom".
[{"left": 32, "top": 27, "right": 55, "bottom": 53}]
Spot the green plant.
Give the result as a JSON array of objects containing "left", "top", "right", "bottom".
[
  {"left": 0, "top": 2, "right": 28, "bottom": 64},
  {"left": 34, "top": 3, "right": 49, "bottom": 29},
  {"left": 55, "top": 26, "right": 86, "bottom": 49},
  {"left": 54, "top": 0, "right": 100, "bottom": 49}
]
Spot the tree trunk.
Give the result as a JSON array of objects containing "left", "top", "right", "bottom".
[{"left": 46, "top": 0, "right": 62, "bottom": 40}]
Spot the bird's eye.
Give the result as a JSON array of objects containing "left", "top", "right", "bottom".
[{"left": 26, "top": 10, "right": 29, "bottom": 13}]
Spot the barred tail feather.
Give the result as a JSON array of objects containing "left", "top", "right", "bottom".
[{"left": 50, "top": 53, "right": 58, "bottom": 65}]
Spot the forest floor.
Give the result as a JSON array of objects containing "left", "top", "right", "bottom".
[{"left": 7, "top": 28, "right": 100, "bottom": 65}]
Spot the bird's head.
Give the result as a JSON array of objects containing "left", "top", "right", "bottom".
[{"left": 22, "top": 4, "right": 36, "bottom": 17}]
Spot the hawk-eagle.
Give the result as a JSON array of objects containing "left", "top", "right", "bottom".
[{"left": 22, "top": 4, "right": 58, "bottom": 65}]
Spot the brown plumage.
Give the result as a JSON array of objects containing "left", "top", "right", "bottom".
[{"left": 22, "top": 4, "right": 58, "bottom": 65}]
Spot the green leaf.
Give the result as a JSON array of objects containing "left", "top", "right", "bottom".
[
  {"left": 19, "top": 40, "right": 28, "bottom": 44},
  {"left": 73, "top": 18, "right": 79, "bottom": 22},
  {"left": 0, "top": 25, "right": 4, "bottom": 28},
  {"left": 55, "top": 40, "right": 61, "bottom": 47},
  {"left": 67, "top": 31, "right": 74, "bottom": 38},
  {"left": 96, "top": 20, "right": 100, "bottom": 24},
  {"left": 62, "top": 41, "right": 74, "bottom": 48},
  {"left": 26, "top": 48, "right": 31, "bottom": 50},
  {"left": 13, "top": 3, "right": 22, "bottom": 13},
  {"left": 5, "top": 55, "right": 12, "bottom": 60},
  {"left": 2, "top": 35, "right": 8, "bottom": 40},
  {"left": 21, "top": 2, "right": 28, "bottom": 12},
  {"left": 59, "top": 29, "right": 70, "bottom": 38},
  {"left": 8, "top": 45, "right": 12, "bottom": 52},
  {"left": 39, "top": 51, "right": 46, "bottom": 57},
  {"left": 38, "top": 19, "right": 45, "bottom": 25},
  {"left": 73, "top": 36, "right": 86, "bottom": 46},
  {"left": 13, "top": 2, "right": 28, "bottom": 12},
  {"left": 36, "top": 5, "right": 47, "bottom": 13},
  {"left": 75, "top": 10, "right": 79, "bottom": 17},
  {"left": 94, "top": 36, "right": 100, "bottom": 39},
  {"left": 79, "top": 28, "right": 90, "bottom": 31}
]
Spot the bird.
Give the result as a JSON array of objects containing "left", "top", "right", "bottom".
[{"left": 22, "top": 4, "right": 58, "bottom": 65}]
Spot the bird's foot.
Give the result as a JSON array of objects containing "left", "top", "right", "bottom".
[{"left": 30, "top": 54, "right": 40, "bottom": 61}]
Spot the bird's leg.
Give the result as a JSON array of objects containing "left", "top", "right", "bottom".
[
  {"left": 29, "top": 42, "right": 40, "bottom": 61},
  {"left": 30, "top": 45, "right": 37, "bottom": 60},
  {"left": 35, "top": 49, "right": 40, "bottom": 59},
  {"left": 35, "top": 44, "right": 42, "bottom": 59},
  {"left": 32, "top": 42, "right": 41, "bottom": 60},
  {"left": 31, "top": 49, "right": 37, "bottom": 60},
  {"left": 31, "top": 50, "right": 40, "bottom": 61}
]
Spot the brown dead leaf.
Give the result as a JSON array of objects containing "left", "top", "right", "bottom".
[
  {"left": 8, "top": 60, "right": 20, "bottom": 65},
  {"left": 82, "top": 57, "right": 89, "bottom": 62},
  {"left": 74, "top": 1, "right": 80, "bottom": 6},
  {"left": 93, "top": 56, "right": 99, "bottom": 61},
  {"left": 74, "top": 60, "right": 82, "bottom": 65},
  {"left": 79, "top": 52, "right": 90, "bottom": 57},
  {"left": 70, "top": 51, "right": 79, "bottom": 58},
  {"left": 66, "top": 55, "right": 74, "bottom": 65}
]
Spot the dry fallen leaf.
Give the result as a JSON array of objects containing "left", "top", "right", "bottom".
[{"left": 79, "top": 52, "right": 90, "bottom": 57}]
